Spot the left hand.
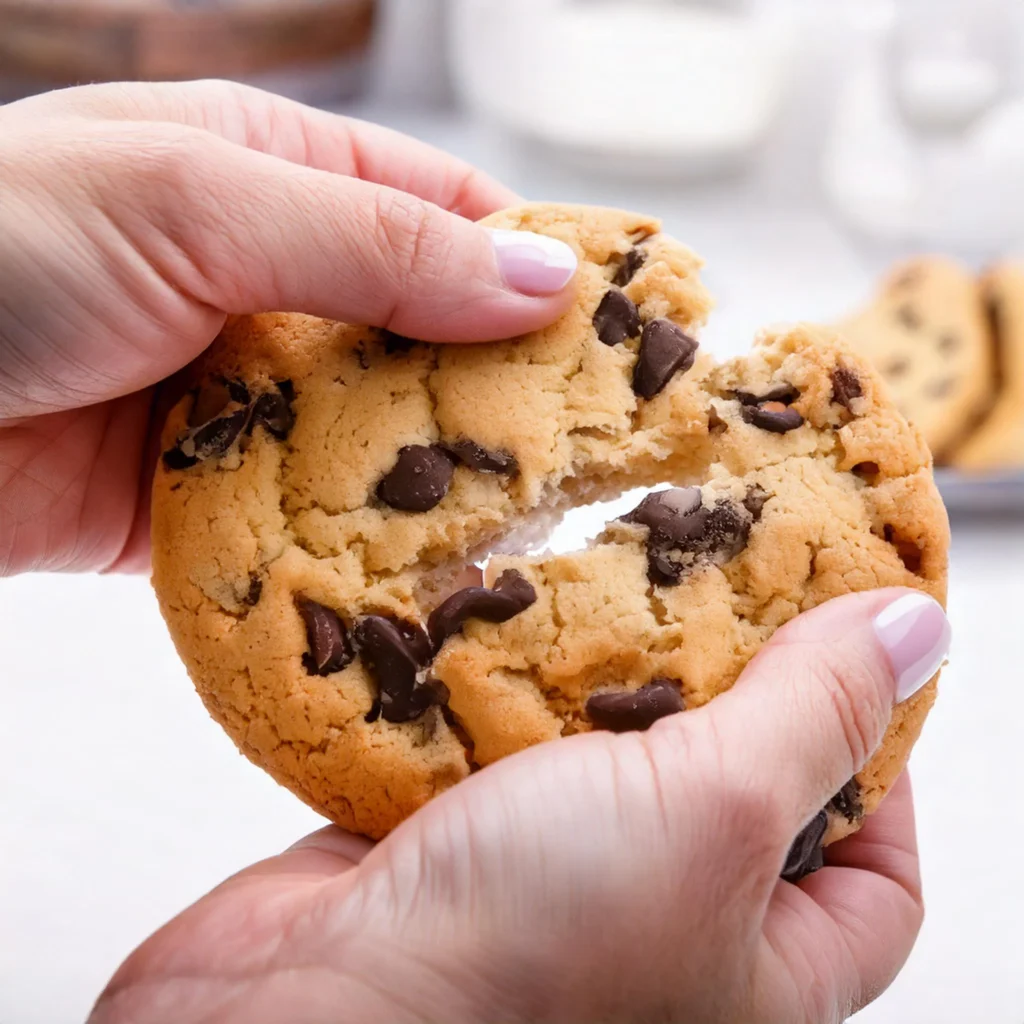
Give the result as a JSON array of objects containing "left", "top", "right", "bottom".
[{"left": 0, "top": 80, "right": 577, "bottom": 576}]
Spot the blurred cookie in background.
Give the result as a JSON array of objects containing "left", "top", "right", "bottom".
[
  {"left": 950, "top": 264, "right": 1024, "bottom": 473},
  {"left": 838, "top": 257, "right": 994, "bottom": 464}
]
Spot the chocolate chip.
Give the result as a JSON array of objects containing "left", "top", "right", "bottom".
[
  {"left": 830, "top": 366, "right": 863, "bottom": 411},
  {"left": 829, "top": 779, "right": 863, "bottom": 822},
  {"left": 441, "top": 440, "right": 519, "bottom": 476},
  {"left": 708, "top": 405, "right": 727, "bottom": 433},
  {"left": 165, "top": 388, "right": 251, "bottom": 469},
  {"left": 884, "top": 358, "right": 911, "bottom": 378},
  {"left": 632, "top": 320, "right": 699, "bottom": 400},
  {"left": 381, "top": 329, "right": 417, "bottom": 354},
  {"left": 741, "top": 401, "right": 805, "bottom": 434},
  {"left": 427, "top": 568, "right": 537, "bottom": 650},
  {"left": 356, "top": 343, "right": 370, "bottom": 371},
  {"left": 226, "top": 379, "right": 251, "bottom": 405},
  {"left": 593, "top": 290, "right": 641, "bottom": 347},
  {"left": 612, "top": 246, "right": 647, "bottom": 287},
  {"left": 377, "top": 445, "right": 456, "bottom": 512},
  {"left": 249, "top": 383, "right": 295, "bottom": 440},
  {"left": 296, "top": 597, "right": 353, "bottom": 676},
  {"left": 743, "top": 486, "right": 770, "bottom": 522},
  {"left": 244, "top": 574, "right": 263, "bottom": 606},
  {"left": 781, "top": 810, "right": 828, "bottom": 882},
  {"left": 365, "top": 698, "right": 382, "bottom": 723},
  {"left": 928, "top": 377, "right": 956, "bottom": 398},
  {"left": 353, "top": 616, "right": 441, "bottom": 723},
  {"left": 586, "top": 679, "right": 684, "bottom": 733},
  {"left": 622, "top": 488, "right": 754, "bottom": 586},
  {"left": 853, "top": 462, "right": 881, "bottom": 483},
  {"left": 896, "top": 305, "right": 921, "bottom": 330},
  {"left": 162, "top": 447, "right": 199, "bottom": 470},
  {"left": 277, "top": 380, "right": 296, "bottom": 403},
  {"left": 734, "top": 383, "right": 800, "bottom": 407}
]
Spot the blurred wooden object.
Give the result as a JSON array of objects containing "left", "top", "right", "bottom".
[{"left": 0, "top": 0, "right": 376, "bottom": 85}]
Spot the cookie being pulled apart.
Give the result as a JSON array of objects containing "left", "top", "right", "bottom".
[{"left": 151, "top": 205, "right": 949, "bottom": 880}]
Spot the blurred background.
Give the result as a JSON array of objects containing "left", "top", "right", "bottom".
[{"left": 2, "top": 1, "right": 1023, "bottom": 1022}]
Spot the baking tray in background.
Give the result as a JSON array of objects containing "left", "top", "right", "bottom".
[{"left": 935, "top": 469, "right": 1024, "bottom": 517}]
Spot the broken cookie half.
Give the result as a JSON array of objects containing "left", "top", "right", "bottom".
[{"left": 150, "top": 204, "right": 949, "bottom": 874}]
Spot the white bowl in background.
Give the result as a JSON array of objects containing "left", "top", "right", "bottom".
[{"left": 448, "top": 0, "right": 796, "bottom": 179}]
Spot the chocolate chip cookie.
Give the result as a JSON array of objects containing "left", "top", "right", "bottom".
[
  {"left": 948, "top": 263, "right": 1024, "bottom": 472},
  {"left": 838, "top": 257, "right": 994, "bottom": 463},
  {"left": 151, "top": 205, "right": 949, "bottom": 872}
]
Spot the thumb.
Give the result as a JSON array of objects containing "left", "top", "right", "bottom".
[
  {"left": 105, "top": 123, "right": 578, "bottom": 342},
  {"left": 700, "top": 589, "right": 950, "bottom": 841}
]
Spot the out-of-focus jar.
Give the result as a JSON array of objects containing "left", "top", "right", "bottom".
[{"left": 0, "top": 0, "right": 377, "bottom": 104}]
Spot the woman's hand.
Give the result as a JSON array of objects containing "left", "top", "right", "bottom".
[
  {"left": 90, "top": 588, "right": 950, "bottom": 1024},
  {"left": 0, "top": 81, "right": 577, "bottom": 576}
]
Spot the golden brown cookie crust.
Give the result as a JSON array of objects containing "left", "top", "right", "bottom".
[{"left": 151, "top": 204, "right": 949, "bottom": 841}]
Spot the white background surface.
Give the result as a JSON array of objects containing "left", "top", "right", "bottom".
[{"left": 4, "top": 4, "right": 1024, "bottom": 1021}]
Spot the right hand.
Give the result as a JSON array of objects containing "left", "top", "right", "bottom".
[{"left": 91, "top": 588, "right": 950, "bottom": 1024}]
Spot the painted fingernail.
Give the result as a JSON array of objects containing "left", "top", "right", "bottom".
[
  {"left": 489, "top": 229, "right": 578, "bottom": 296},
  {"left": 873, "top": 594, "right": 951, "bottom": 703}
]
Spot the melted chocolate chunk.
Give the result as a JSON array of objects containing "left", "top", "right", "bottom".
[
  {"left": 830, "top": 366, "right": 863, "bottom": 411},
  {"left": 612, "top": 246, "right": 647, "bottom": 287},
  {"left": 248, "top": 383, "right": 295, "bottom": 440},
  {"left": 829, "top": 779, "right": 863, "bottom": 822},
  {"left": 441, "top": 440, "right": 519, "bottom": 476},
  {"left": 781, "top": 810, "right": 828, "bottom": 882},
  {"left": 586, "top": 679, "right": 684, "bottom": 733},
  {"left": 191, "top": 408, "right": 250, "bottom": 458},
  {"left": 741, "top": 401, "right": 805, "bottom": 434},
  {"left": 365, "top": 698, "right": 382, "bottom": 723},
  {"left": 632, "top": 320, "right": 699, "bottom": 400},
  {"left": 296, "top": 597, "right": 353, "bottom": 676},
  {"left": 381, "top": 329, "right": 417, "bottom": 354},
  {"left": 622, "top": 487, "right": 754, "bottom": 586},
  {"left": 743, "top": 486, "right": 770, "bottom": 522},
  {"left": 162, "top": 446, "right": 199, "bottom": 470},
  {"left": 427, "top": 568, "right": 537, "bottom": 650},
  {"left": 593, "top": 289, "right": 642, "bottom": 347},
  {"left": 377, "top": 445, "right": 456, "bottom": 512},
  {"left": 226, "top": 379, "right": 251, "bottom": 405},
  {"left": 734, "top": 383, "right": 800, "bottom": 407},
  {"left": 244, "top": 574, "right": 263, "bottom": 606},
  {"left": 354, "top": 616, "right": 443, "bottom": 723}
]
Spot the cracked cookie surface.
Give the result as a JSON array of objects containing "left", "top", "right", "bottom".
[{"left": 151, "top": 204, "right": 949, "bottom": 849}]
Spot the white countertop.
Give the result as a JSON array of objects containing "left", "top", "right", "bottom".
[{"left": 2, "top": 104, "right": 1023, "bottom": 1024}]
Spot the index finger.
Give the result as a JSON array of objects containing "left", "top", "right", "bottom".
[{"left": 4, "top": 79, "right": 518, "bottom": 219}]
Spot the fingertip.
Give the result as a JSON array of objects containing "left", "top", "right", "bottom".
[
  {"left": 488, "top": 228, "right": 579, "bottom": 297},
  {"left": 872, "top": 593, "right": 951, "bottom": 704}
]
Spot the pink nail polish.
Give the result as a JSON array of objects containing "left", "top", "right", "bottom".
[
  {"left": 873, "top": 594, "right": 951, "bottom": 702},
  {"left": 490, "top": 229, "right": 578, "bottom": 296}
]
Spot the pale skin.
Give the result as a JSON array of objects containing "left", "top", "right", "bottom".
[{"left": 0, "top": 82, "right": 945, "bottom": 1024}]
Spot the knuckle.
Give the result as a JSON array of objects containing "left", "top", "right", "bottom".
[
  {"left": 803, "top": 649, "right": 889, "bottom": 767},
  {"left": 682, "top": 718, "right": 793, "bottom": 860},
  {"left": 371, "top": 190, "right": 455, "bottom": 293}
]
